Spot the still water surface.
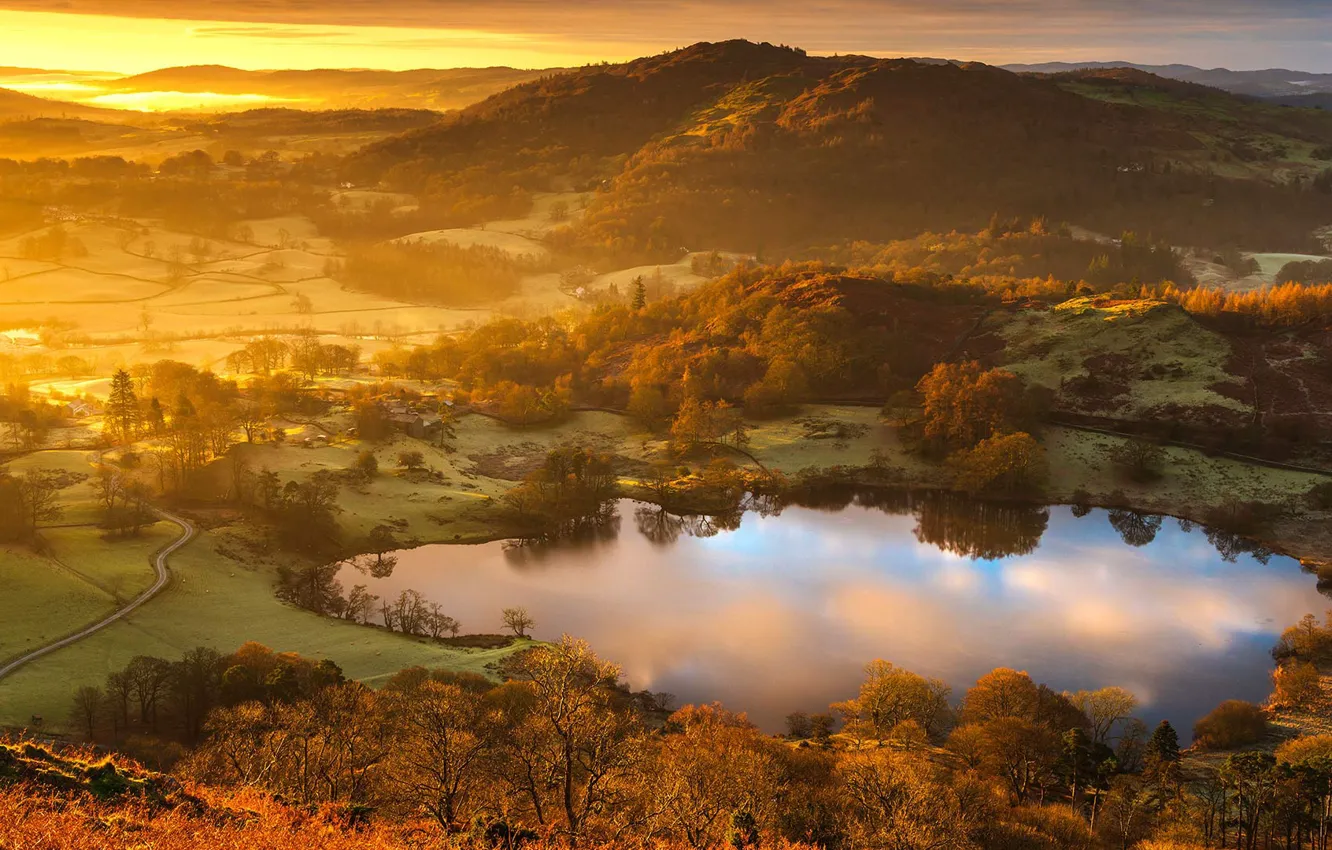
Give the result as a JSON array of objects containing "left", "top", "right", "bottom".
[{"left": 339, "top": 493, "right": 1324, "bottom": 732}]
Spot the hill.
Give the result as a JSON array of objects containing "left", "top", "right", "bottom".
[
  {"left": 347, "top": 40, "right": 1332, "bottom": 261},
  {"left": 1003, "top": 60, "right": 1332, "bottom": 99},
  {"left": 0, "top": 87, "right": 134, "bottom": 122}
]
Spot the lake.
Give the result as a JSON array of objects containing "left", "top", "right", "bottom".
[{"left": 337, "top": 492, "right": 1324, "bottom": 733}]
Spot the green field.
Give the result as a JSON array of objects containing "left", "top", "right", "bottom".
[{"left": 0, "top": 517, "right": 534, "bottom": 729}]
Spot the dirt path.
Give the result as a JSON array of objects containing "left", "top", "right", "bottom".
[{"left": 0, "top": 508, "right": 194, "bottom": 682}]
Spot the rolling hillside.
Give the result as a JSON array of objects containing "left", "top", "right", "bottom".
[{"left": 347, "top": 40, "right": 1332, "bottom": 260}]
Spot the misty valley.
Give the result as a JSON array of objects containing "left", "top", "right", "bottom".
[{"left": 4, "top": 15, "right": 1332, "bottom": 850}]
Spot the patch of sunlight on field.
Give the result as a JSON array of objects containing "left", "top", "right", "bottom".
[
  {"left": 148, "top": 278, "right": 279, "bottom": 307},
  {"left": 1000, "top": 297, "right": 1248, "bottom": 417},
  {"left": 1248, "top": 252, "right": 1332, "bottom": 280},
  {"left": 0, "top": 269, "right": 166, "bottom": 304},
  {"left": 1043, "top": 427, "right": 1326, "bottom": 511},
  {"left": 43, "top": 526, "right": 166, "bottom": 603},
  {"left": 0, "top": 547, "right": 117, "bottom": 667},
  {"left": 394, "top": 227, "right": 551, "bottom": 261},
  {"left": 0, "top": 258, "right": 61, "bottom": 281}
]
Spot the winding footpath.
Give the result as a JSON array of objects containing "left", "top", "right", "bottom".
[{"left": 0, "top": 509, "right": 194, "bottom": 682}]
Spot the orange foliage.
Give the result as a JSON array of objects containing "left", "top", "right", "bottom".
[{"left": 1162, "top": 281, "right": 1332, "bottom": 326}]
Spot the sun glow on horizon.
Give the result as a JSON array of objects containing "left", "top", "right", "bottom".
[{"left": 0, "top": 9, "right": 620, "bottom": 75}]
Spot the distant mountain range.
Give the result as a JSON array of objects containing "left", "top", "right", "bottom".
[{"left": 1002, "top": 61, "right": 1332, "bottom": 101}]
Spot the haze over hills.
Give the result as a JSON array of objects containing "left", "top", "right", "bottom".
[
  {"left": 0, "top": 86, "right": 133, "bottom": 122},
  {"left": 347, "top": 40, "right": 1332, "bottom": 260},
  {"left": 0, "top": 64, "right": 560, "bottom": 113},
  {"left": 1003, "top": 60, "right": 1332, "bottom": 99}
]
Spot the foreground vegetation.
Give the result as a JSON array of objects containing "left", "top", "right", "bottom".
[{"left": 9, "top": 626, "right": 1332, "bottom": 850}]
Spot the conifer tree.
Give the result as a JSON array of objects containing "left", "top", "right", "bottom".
[{"left": 105, "top": 369, "right": 140, "bottom": 445}]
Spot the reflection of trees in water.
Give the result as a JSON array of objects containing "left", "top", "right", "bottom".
[
  {"left": 911, "top": 492, "right": 1049, "bottom": 560},
  {"left": 1171, "top": 511, "right": 1274, "bottom": 564},
  {"left": 1107, "top": 510, "right": 1164, "bottom": 548},
  {"left": 1204, "top": 528, "right": 1273, "bottom": 564},
  {"left": 633, "top": 504, "right": 744, "bottom": 546},
  {"left": 502, "top": 504, "right": 622, "bottom": 568},
  {"left": 635, "top": 506, "right": 685, "bottom": 546},
  {"left": 341, "top": 552, "right": 399, "bottom": 579}
]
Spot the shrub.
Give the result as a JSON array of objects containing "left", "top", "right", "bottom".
[
  {"left": 1277, "top": 733, "right": 1332, "bottom": 765},
  {"left": 948, "top": 431, "right": 1047, "bottom": 495},
  {"left": 1272, "top": 661, "right": 1322, "bottom": 709},
  {"left": 1109, "top": 438, "right": 1167, "bottom": 483},
  {"left": 354, "top": 451, "right": 379, "bottom": 479},
  {"left": 1192, "top": 700, "right": 1267, "bottom": 750}
]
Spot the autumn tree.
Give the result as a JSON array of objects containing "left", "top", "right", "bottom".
[
  {"left": 382, "top": 680, "right": 500, "bottom": 829},
  {"left": 832, "top": 659, "right": 952, "bottom": 743},
  {"left": 650, "top": 704, "right": 783, "bottom": 847},
  {"left": 1067, "top": 686, "right": 1139, "bottom": 747},
  {"left": 916, "top": 361, "right": 1029, "bottom": 450},
  {"left": 505, "top": 637, "right": 644, "bottom": 843},
  {"left": 949, "top": 431, "right": 1047, "bottom": 495}
]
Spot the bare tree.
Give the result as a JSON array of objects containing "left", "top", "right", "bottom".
[{"left": 502, "top": 606, "right": 535, "bottom": 638}]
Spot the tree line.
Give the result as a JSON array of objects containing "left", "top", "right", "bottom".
[{"left": 61, "top": 632, "right": 1332, "bottom": 850}]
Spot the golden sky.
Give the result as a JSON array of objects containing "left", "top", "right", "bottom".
[
  {"left": 0, "top": 10, "right": 624, "bottom": 73},
  {"left": 1, "top": 2, "right": 1330, "bottom": 74}
]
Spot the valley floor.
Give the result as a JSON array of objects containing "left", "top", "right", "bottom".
[{"left": 4, "top": 404, "right": 1330, "bottom": 732}]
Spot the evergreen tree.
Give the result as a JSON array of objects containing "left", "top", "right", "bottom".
[
  {"left": 147, "top": 397, "right": 165, "bottom": 437},
  {"left": 1147, "top": 720, "right": 1180, "bottom": 764},
  {"left": 105, "top": 369, "right": 140, "bottom": 445},
  {"left": 631, "top": 276, "right": 647, "bottom": 310},
  {"left": 1144, "top": 719, "right": 1182, "bottom": 789}
]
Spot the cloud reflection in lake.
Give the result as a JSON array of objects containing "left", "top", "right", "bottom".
[{"left": 340, "top": 498, "right": 1320, "bottom": 732}]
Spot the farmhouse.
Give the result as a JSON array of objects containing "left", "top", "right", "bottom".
[
  {"left": 62, "top": 400, "right": 101, "bottom": 419},
  {"left": 388, "top": 411, "right": 444, "bottom": 439}
]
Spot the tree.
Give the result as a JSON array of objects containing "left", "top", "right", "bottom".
[
  {"left": 70, "top": 685, "right": 102, "bottom": 741},
  {"left": 832, "top": 659, "right": 952, "bottom": 743},
  {"left": 507, "top": 637, "right": 643, "bottom": 843},
  {"left": 961, "top": 667, "right": 1041, "bottom": 725},
  {"left": 1144, "top": 720, "right": 1181, "bottom": 787},
  {"left": 276, "top": 469, "right": 342, "bottom": 552},
  {"left": 631, "top": 276, "right": 647, "bottom": 310},
  {"left": 354, "top": 450, "right": 379, "bottom": 480},
  {"left": 1273, "top": 660, "right": 1322, "bottom": 709},
  {"left": 1194, "top": 700, "right": 1267, "bottom": 750},
  {"left": 949, "top": 431, "right": 1047, "bottom": 495},
  {"left": 652, "top": 704, "right": 782, "bottom": 847},
  {"left": 1107, "top": 509, "right": 1164, "bottom": 547},
  {"left": 1110, "top": 438, "right": 1168, "bottom": 483},
  {"left": 16, "top": 469, "right": 63, "bottom": 537},
  {"left": 1069, "top": 686, "right": 1139, "bottom": 746},
  {"left": 502, "top": 606, "right": 535, "bottom": 637},
  {"left": 383, "top": 680, "right": 499, "bottom": 829},
  {"left": 125, "top": 654, "right": 173, "bottom": 732},
  {"left": 916, "top": 361, "right": 1028, "bottom": 450},
  {"left": 397, "top": 450, "right": 426, "bottom": 473},
  {"left": 105, "top": 369, "right": 141, "bottom": 445}
]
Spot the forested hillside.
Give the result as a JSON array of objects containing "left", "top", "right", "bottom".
[{"left": 347, "top": 40, "right": 1332, "bottom": 262}]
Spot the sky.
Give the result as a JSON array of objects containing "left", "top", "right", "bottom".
[{"left": 1, "top": 0, "right": 1332, "bottom": 74}]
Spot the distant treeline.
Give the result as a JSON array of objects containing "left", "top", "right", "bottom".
[{"left": 339, "top": 239, "right": 533, "bottom": 305}]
